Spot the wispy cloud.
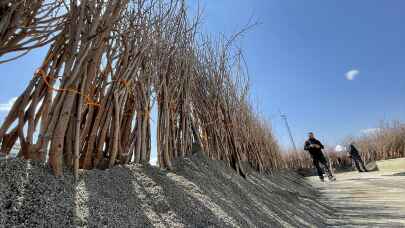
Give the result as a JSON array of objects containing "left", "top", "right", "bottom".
[
  {"left": 345, "top": 69, "right": 360, "bottom": 80},
  {"left": 361, "top": 128, "right": 380, "bottom": 135},
  {"left": 0, "top": 97, "right": 17, "bottom": 112}
]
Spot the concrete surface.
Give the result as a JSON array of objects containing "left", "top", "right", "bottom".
[{"left": 307, "top": 158, "right": 405, "bottom": 227}]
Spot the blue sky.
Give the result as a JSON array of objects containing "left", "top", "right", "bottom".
[
  {"left": 1, "top": 1, "right": 405, "bottom": 159},
  {"left": 188, "top": 0, "right": 405, "bottom": 149}
]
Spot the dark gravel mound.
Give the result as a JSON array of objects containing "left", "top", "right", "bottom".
[{"left": 0, "top": 153, "right": 334, "bottom": 227}]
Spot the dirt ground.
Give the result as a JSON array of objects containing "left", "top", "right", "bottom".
[{"left": 307, "top": 158, "right": 405, "bottom": 227}]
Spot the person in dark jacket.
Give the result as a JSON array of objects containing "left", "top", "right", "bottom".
[
  {"left": 348, "top": 143, "right": 368, "bottom": 172},
  {"left": 304, "top": 132, "right": 336, "bottom": 182}
]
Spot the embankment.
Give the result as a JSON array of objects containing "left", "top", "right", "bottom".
[{"left": 1, "top": 153, "right": 334, "bottom": 227}]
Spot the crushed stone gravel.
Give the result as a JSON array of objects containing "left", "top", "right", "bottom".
[{"left": 0, "top": 153, "right": 334, "bottom": 227}]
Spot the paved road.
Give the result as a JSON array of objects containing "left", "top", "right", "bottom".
[{"left": 307, "top": 158, "right": 405, "bottom": 228}]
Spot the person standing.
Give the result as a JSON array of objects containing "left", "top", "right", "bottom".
[
  {"left": 348, "top": 143, "right": 368, "bottom": 172},
  {"left": 304, "top": 132, "right": 336, "bottom": 182}
]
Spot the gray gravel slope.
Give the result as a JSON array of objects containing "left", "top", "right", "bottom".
[{"left": 0, "top": 153, "right": 334, "bottom": 227}]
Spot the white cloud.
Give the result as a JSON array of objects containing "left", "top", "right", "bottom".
[
  {"left": 345, "top": 69, "right": 360, "bottom": 80},
  {"left": 335, "top": 144, "right": 344, "bottom": 152},
  {"left": 361, "top": 128, "right": 380, "bottom": 135},
  {"left": 0, "top": 97, "right": 18, "bottom": 112}
]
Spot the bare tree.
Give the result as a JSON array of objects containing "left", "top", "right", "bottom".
[
  {"left": 0, "top": 0, "right": 283, "bottom": 177},
  {"left": 0, "top": 0, "right": 66, "bottom": 63}
]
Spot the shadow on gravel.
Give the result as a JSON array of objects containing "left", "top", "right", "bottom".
[
  {"left": 82, "top": 163, "right": 237, "bottom": 227},
  {"left": 11, "top": 154, "right": 402, "bottom": 227},
  {"left": 0, "top": 159, "right": 77, "bottom": 227},
  {"left": 141, "top": 167, "right": 235, "bottom": 228},
  {"left": 82, "top": 167, "right": 155, "bottom": 227},
  {"left": 2, "top": 157, "right": 335, "bottom": 228},
  {"left": 163, "top": 153, "right": 336, "bottom": 228}
]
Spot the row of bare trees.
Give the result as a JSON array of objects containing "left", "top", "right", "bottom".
[
  {"left": 283, "top": 148, "right": 352, "bottom": 171},
  {"left": 351, "top": 121, "right": 405, "bottom": 161},
  {"left": 0, "top": 0, "right": 281, "bottom": 177},
  {"left": 283, "top": 121, "right": 405, "bottom": 171}
]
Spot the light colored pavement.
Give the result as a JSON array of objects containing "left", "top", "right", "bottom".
[{"left": 307, "top": 158, "right": 405, "bottom": 227}]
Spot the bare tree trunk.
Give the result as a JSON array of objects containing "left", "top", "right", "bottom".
[{"left": 109, "top": 93, "right": 121, "bottom": 168}]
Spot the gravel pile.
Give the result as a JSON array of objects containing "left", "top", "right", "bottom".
[
  {"left": 0, "top": 159, "right": 76, "bottom": 227},
  {"left": 0, "top": 153, "right": 334, "bottom": 227}
]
